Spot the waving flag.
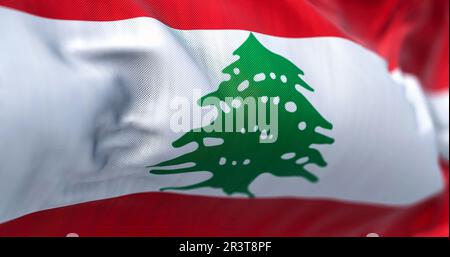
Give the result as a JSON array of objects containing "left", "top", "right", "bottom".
[{"left": 0, "top": 0, "right": 448, "bottom": 236}]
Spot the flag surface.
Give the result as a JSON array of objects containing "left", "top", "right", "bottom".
[{"left": 0, "top": 0, "right": 448, "bottom": 236}]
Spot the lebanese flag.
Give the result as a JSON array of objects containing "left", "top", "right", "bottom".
[{"left": 0, "top": 0, "right": 448, "bottom": 237}]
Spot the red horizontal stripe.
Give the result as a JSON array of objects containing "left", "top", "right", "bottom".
[
  {"left": 0, "top": 163, "right": 447, "bottom": 237},
  {"left": 0, "top": 0, "right": 345, "bottom": 38}
]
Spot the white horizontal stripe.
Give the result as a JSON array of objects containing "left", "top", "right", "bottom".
[{"left": 0, "top": 8, "right": 443, "bottom": 222}]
